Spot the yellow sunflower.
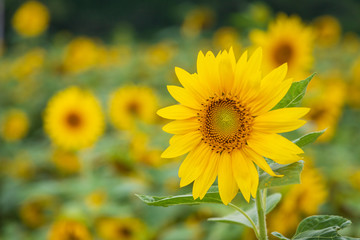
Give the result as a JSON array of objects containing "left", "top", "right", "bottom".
[
  {"left": 250, "top": 14, "right": 314, "bottom": 80},
  {"left": 312, "top": 15, "right": 341, "bottom": 47},
  {"left": 109, "top": 86, "right": 158, "bottom": 130},
  {"left": 157, "top": 48, "right": 309, "bottom": 205},
  {"left": 44, "top": 86, "right": 105, "bottom": 150},
  {"left": 96, "top": 217, "right": 146, "bottom": 240},
  {"left": 51, "top": 148, "right": 81, "bottom": 174},
  {"left": 12, "top": 1, "right": 50, "bottom": 38},
  {"left": 48, "top": 219, "right": 91, "bottom": 240},
  {"left": 1, "top": 109, "right": 29, "bottom": 142}
]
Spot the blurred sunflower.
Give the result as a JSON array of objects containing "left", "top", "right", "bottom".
[
  {"left": 145, "top": 41, "right": 177, "bottom": 67},
  {"left": 1, "top": 109, "right": 29, "bottom": 142},
  {"left": 157, "top": 48, "right": 309, "bottom": 204},
  {"left": 51, "top": 148, "right": 81, "bottom": 174},
  {"left": 181, "top": 7, "right": 215, "bottom": 38},
  {"left": 48, "top": 219, "right": 91, "bottom": 240},
  {"left": 62, "top": 37, "right": 101, "bottom": 74},
  {"left": 44, "top": 86, "right": 105, "bottom": 150},
  {"left": 312, "top": 15, "right": 341, "bottom": 47},
  {"left": 85, "top": 190, "right": 107, "bottom": 210},
  {"left": 109, "top": 86, "right": 158, "bottom": 130},
  {"left": 213, "top": 27, "right": 241, "bottom": 56},
  {"left": 12, "top": 1, "right": 50, "bottom": 38},
  {"left": 250, "top": 14, "right": 314, "bottom": 79},
  {"left": 20, "top": 196, "right": 57, "bottom": 228},
  {"left": 348, "top": 57, "right": 360, "bottom": 107},
  {"left": 11, "top": 48, "right": 45, "bottom": 81},
  {"left": 96, "top": 217, "right": 147, "bottom": 240}
]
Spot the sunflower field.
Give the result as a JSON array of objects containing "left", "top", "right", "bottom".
[{"left": 1, "top": 1, "right": 360, "bottom": 240}]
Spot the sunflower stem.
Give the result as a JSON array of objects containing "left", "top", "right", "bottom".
[
  {"left": 256, "top": 188, "right": 268, "bottom": 240},
  {"left": 228, "top": 203, "right": 260, "bottom": 239}
]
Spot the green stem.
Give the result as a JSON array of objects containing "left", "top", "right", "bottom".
[
  {"left": 228, "top": 203, "right": 260, "bottom": 239},
  {"left": 256, "top": 188, "right": 268, "bottom": 240}
]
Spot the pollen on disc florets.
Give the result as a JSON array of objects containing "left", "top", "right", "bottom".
[{"left": 198, "top": 93, "right": 254, "bottom": 154}]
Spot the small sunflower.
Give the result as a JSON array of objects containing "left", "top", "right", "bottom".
[
  {"left": 44, "top": 86, "right": 105, "bottom": 150},
  {"left": 96, "top": 217, "right": 146, "bottom": 240},
  {"left": 51, "top": 148, "right": 81, "bottom": 174},
  {"left": 48, "top": 219, "right": 91, "bottom": 240},
  {"left": 250, "top": 14, "right": 314, "bottom": 80},
  {"left": 157, "top": 48, "right": 309, "bottom": 205},
  {"left": 1, "top": 109, "right": 29, "bottom": 142},
  {"left": 109, "top": 86, "right": 158, "bottom": 130}
]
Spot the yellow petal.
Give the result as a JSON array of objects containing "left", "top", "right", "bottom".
[
  {"left": 260, "top": 63, "right": 288, "bottom": 89},
  {"left": 253, "top": 120, "right": 306, "bottom": 133},
  {"left": 179, "top": 143, "right": 212, "bottom": 187},
  {"left": 157, "top": 105, "right": 198, "bottom": 120},
  {"left": 162, "top": 119, "right": 200, "bottom": 134},
  {"left": 231, "top": 150, "right": 251, "bottom": 202},
  {"left": 167, "top": 85, "right": 202, "bottom": 110},
  {"left": 232, "top": 50, "right": 248, "bottom": 95},
  {"left": 218, "top": 152, "right": 239, "bottom": 205},
  {"left": 248, "top": 159, "right": 259, "bottom": 199},
  {"left": 197, "top": 51, "right": 221, "bottom": 95},
  {"left": 219, "top": 50, "right": 235, "bottom": 94},
  {"left": 175, "top": 67, "right": 208, "bottom": 101},
  {"left": 255, "top": 107, "right": 310, "bottom": 122},
  {"left": 161, "top": 131, "right": 202, "bottom": 158},
  {"left": 192, "top": 151, "right": 220, "bottom": 199}
]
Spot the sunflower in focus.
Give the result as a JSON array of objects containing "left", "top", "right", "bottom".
[
  {"left": 109, "top": 86, "right": 158, "bottom": 130},
  {"left": 250, "top": 14, "right": 314, "bottom": 80},
  {"left": 44, "top": 86, "right": 105, "bottom": 150},
  {"left": 157, "top": 48, "right": 309, "bottom": 204},
  {"left": 48, "top": 219, "right": 91, "bottom": 240},
  {"left": 12, "top": 1, "right": 50, "bottom": 38},
  {"left": 96, "top": 217, "right": 146, "bottom": 240},
  {"left": 1, "top": 109, "right": 29, "bottom": 142}
]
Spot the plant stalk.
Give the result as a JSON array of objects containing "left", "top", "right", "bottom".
[
  {"left": 228, "top": 203, "right": 260, "bottom": 239},
  {"left": 256, "top": 188, "right": 268, "bottom": 240}
]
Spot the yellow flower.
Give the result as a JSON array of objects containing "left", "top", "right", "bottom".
[
  {"left": 85, "top": 190, "right": 107, "bottom": 209},
  {"left": 11, "top": 48, "right": 45, "bottom": 81},
  {"left": 51, "top": 148, "right": 81, "bottom": 174},
  {"left": 130, "top": 132, "right": 164, "bottom": 167},
  {"left": 250, "top": 14, "right": 314, "bottom": 80},
  {"left": 20, "top": 196, "right": 57, "bottom": 228},
  {"left": 157, "top": 48, "right": 309, "bottom": 205},
  {"left": 44, "top": 86, "right": 105, "bottom": 150},
  {"left": 304, "top": 75, "right": 346, "bottom": 141},
  {"left": 12, "top": 1, "right": 50, "bottom": 37},
  {"left": 145, "top": 41, "right": 177, "bottom": 67},
  {"left": 312, "top": 15, "right": 341, "bottom": 47},
  {"left": 349, "top": 56, "right": 360, "bottom": 107},
  {"left": 1, "top": 109, "right": 29, "bottom": 142},
  {"left": 350, "top": 170, "right": 360, "bottom": 191},
  {"left": 48, "top": 219, "right": 91, "bottom": 240},
  {"left": 213, "top": 27, "right": 241, "bottom": 56},
  {"left": 5, "top": 152, "right": 35, "bottom": 180},
  {"left": 268, "top": 160, "right": 328, "bottom": 236},
  {"left": 96, "top": 217, "right": 146, "bottom": 240},
  {"left": 62, "top": 37, "right": 100, "bottom": 74},
  {"left": 181, "top": 7, "right": 215, "bottom": 38},
  {"left": 109, "top": 86, "right": 158, "bottom": 130}
]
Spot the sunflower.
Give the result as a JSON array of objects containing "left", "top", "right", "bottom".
[
  {"left": 44, "top": 86, "right": 105, "bottom": 150},
  {"left": 157, "top": 48, "right": 309, "bottom": 205},
  {"left": 1, "top": 109, "right": 29, "bottom": 142},
  {"left": 51, "top": 148, "right": 81, "bottom": 174},
  {"left": 11, "top": 1, "right": 50, "bottom": 38},
  {"left": 250, "top": 14, "right": 314, "bottom": 80},
  {"left": 312, "top": 15, "right": 341, "bottom": 47},
  {"left": 48, "top": 219, "right": 91, "bottom": 240},
  {"left": 96, "top": 217, "right": 146, "bottom": 240},
  {"left": 109, "top": 86, "right": 158, "bottom": 130}
]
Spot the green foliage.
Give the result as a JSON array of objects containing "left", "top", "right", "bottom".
[
  {"left": 208, "top": 193, "right": 281, "bottom": 229},
  {"left": 274, "top": 73, "right": 315, "bottom": 110},
  {"left": 272, "top": 215, "right": 357, "bottom": 240},
  {"left": 293, "top": 130, "right": 326, "bottom": 147}
]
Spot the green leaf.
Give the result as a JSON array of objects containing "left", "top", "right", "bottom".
[
  {"left": 273, "top": 73, "right": 315, "bottom": 110},
  {"left": 259, "top": 161, "right": 304, "bottom": 189},
  {"left": 273, "top": 215, "right": 358, "bottom": 240},
  {"left": 293, "top": 130, "right": 326, "bottom": 147},
  {"left": 208, "top": 193, "right": 281, "bottom": 229},
  {"left": 136, "top": 186, "right": 222, "bottom": 207},
  {"left": 272, "top": 232, "right": 290, "bottom": 240}
]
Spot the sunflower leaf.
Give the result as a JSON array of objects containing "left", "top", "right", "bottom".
[
  {"left": 208, "top": 193, "right": 281, "bottom": 229},
  {"left": 273, "top": 73, "right": 315, "bottom": 110},
  {"left": 272, "top": 232, "right": 290, "bottom": 240},
  {"left": 272, "top": 215, "right": 357, "bottom": 240},
  {"left": 135, "top": 186, "right": 222, "bottom": 207},
  {"left": 293, "top": 129, "right": 325, "bottom": 147},
  {"left": 259, "top": 161, "right": 304, "bottom": 189}
]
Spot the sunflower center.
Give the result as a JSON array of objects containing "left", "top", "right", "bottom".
[
  {"left": 66, "top": 112, "right": 82, "bottom": 128},
  {"left": 274, "top": 42, "right": 293, "bottom": 65},
  {"left": 198, "top": 95, "right": 254, "bottom": 153},
  {"left": 127, "top": 101, "right": 140, "bottom": 116},
  {"left": 118, "top": 226, "right": 132, "bottom": 237}
]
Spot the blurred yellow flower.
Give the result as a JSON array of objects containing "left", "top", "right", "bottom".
[
  {"left": 85, "top": 190, "right": 107, "bottom": 209},
  {"left": 96, "top": 217, "right": 146, "bottom": 240},
  {"left": 20, "top": 196, "right": 57, "bottom": 228},
  {"left": 348, "top": 57, "right": 360, "bottom": 108},
  {"left": 5, "top": 152, "right": 35, "bottom": 180},
  {"left": 313, "top": 15, "right": 341, "bottom": 47},
  {"left": 62, "top": 37, "right": 101, "bottom": 74},
  {"left": 109, "top": 86, "right": 158, "bottom": 130},
  {"left": 181, "top": 7, "right": 215, "bottom": 38},
  {"left": 145, "top": 41, "right": 177, "bottom": 67},
  {"left": 304, "top": 75, "right": 346, "bottom": 141},
  {"left": 98, "top": 45, "right": 132, "bottom": 68},
  {"left": 213, "top": 27, "right": 241, "bottom": 56},
  {"left": 12, "top": 1, "right": 50, "bottom": 37},
  {"left": 51, "top": 148, "right": 81, "bottom": 174},
  {"left": 250, "top": 14, "right": 314, "bottom": 80},
  {"left": 268, "top": 160, "right": 328, "bottom": 236},
  {"left": 44, "top": 86, "right": 105, "bottom": 150},
  {"left": 1, "top": 109, "right": 29, "bottom": 142},
  {"left": 130, "top": 132, "right": 164, "bottom": 167},
  {"left": 248, "top": 2, "right": 271, "bottom": 25},
  {"left": 350, "top": 170, "right": 360, "bottom": 191},
  {"left": 48, "top": 219, "right": 91, "bottom": 240},
  {"left": 158, "top": 48, "right": 309, "bottom": 205},
  {"left": 11, "top": 48, "right": 45, "bottom": 81}
]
